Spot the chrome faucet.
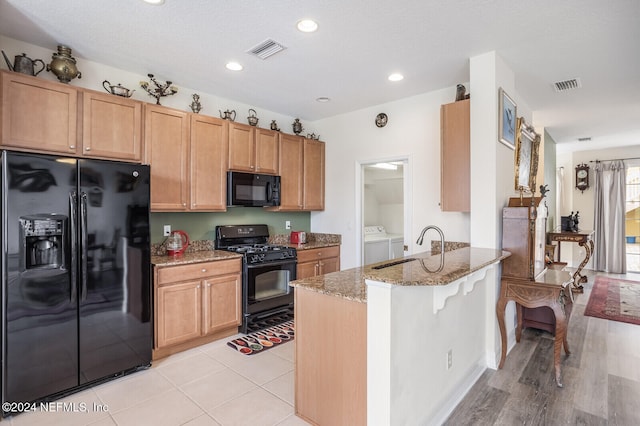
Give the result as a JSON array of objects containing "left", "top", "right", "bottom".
[{"left": 416, "top": 225, "right": 445, "bottom": 251}]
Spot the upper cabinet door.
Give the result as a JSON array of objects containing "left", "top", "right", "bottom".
[
  {"left": 277, "top": 134, "right": 304, "bottom": 210},
  {"left": 1, "top": 71, "right": 78, "bottom": 154},
  {"left": 82, "top": 90, "right": 143, "bottom": 161},
  {"left": 303, "top": 139, "right": 325, "bottom": 210},
  {"left": 190, "top": 114, "right": 228, "bottom": 211},
  {"left": 440, "top": 99, "right": 470, "bottom": 212},
  {"left": 227, "top": 122, "right": 255, "bottom": 172},
  {"left": 145, "top": 105, "right": 190, "bottom": 211},
  {"left": 255, "top": 128, "right": 279, "bottom": 175}
]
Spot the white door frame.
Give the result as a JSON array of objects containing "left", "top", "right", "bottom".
[{"left": 355, "top": 155, "right": 412, "bottom": 266}]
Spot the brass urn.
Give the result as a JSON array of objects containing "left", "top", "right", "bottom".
[{"left": 47, "top": 45, "right": 82, "bottom": 84}]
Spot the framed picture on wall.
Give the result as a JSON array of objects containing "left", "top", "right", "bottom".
[{"left": 498, "top": 88, "right": 517, "bottom": 149}]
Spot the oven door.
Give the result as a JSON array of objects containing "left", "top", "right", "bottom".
[{"left": 244, "top": 259, "right": 296, "bottom": 315}]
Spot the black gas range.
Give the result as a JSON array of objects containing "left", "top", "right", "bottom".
[{"left": 215, "top": 225, "right": 296, "bottom": 333}]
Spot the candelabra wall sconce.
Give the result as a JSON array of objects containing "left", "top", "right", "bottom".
[{"left": 139, "top": 73, "right": 177, "bottom": 105}]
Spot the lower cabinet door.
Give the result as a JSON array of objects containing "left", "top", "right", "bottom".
[
  {"left": 320, "top": 257, "right": 340, "bottom": 275},
  {"left": 156, "top": 280, "right": 202, "bottom": 348},
  {"left": 297, "top": 261, "right": 318, "bottom": 280},
  {"left": 203, "top": 273, "right": 241, "bottom": 335}
]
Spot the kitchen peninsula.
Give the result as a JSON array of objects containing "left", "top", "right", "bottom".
[{"left": 291, "top": 246, "right": 510, "bottom": 425}]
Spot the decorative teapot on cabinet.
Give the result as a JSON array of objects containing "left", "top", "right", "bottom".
[
  {"left": 102, "top": 80, "right": 135, "bottom": 97},
  {"left": 2, "top": 51, "right": 45, "bottom": 76},
  {"left": 47, "top": 45, "right": 82, "bottom": 83},
  {"left": 219, "top": 109, "right": 236, "bottom": 121},
  {"left": 247, "top": 109, "right": 259, "bottom": 126}
]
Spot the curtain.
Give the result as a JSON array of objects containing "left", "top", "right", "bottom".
[
  {"left": 556, "top": 167, "right": 565, "bottom": 221},
  {"left": 593, "top": 160, "right": 626, "bottom": 273}
]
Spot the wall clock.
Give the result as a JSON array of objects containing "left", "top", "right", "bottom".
[{"left": 575, "top": 163, "right": 589, "bottom": 193}]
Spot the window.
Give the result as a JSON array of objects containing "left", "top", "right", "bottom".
[{"left": 626, "top": 165, "right": 640, "bottom": 272}]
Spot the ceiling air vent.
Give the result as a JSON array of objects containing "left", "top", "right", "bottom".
[
  {"left": 578, "top": 137, "right": 592, "bottom": 142},
  {"left": 247, "top": 39, "right": 286, "bottom": 60},
  {"left": 553, "top": 78, "right": 582, "bottom": 92}
]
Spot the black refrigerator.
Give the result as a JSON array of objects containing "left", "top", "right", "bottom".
[{"left": 0, "top": 151, "right": 151, "bottom": 414}]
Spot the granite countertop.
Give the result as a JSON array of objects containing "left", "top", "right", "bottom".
[
  {"left": 270, "top": 232, "right": 341, "bottom": 250},
  {"left": 151, "top": 250, "right": 242, "bottom": 267},
  {"left": 290, "top": 247, "right": 510, "bottom": 303},
  {"left": 286, "top": 241, "right": 341, "bottom": 250}
]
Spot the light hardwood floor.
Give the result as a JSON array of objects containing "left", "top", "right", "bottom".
[{"left": 444, "top": 271, "right": 640, "bottom": 425}]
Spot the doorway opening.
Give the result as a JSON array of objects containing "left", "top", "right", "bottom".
[{"left": 359, "top": 158, "right": 410, "bottom": 266}]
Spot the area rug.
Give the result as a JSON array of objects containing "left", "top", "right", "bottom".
[
  {"left": 227, "top": 320, "right": 294, "bottom": 355},
  {"left": 584, "top": 276, "right": 640, "bottom": 326}
]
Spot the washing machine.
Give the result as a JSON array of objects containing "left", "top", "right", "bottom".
[{"left": 364, "top": 226, "right": 404, "bottom": 265}]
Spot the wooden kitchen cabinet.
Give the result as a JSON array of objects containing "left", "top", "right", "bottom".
[
  {"left": 202, "top": 273, "right": 242, "bottom": 335},
  {"left": 1, "top": 70, "right": 78, "bottom": 155},
  {"left": 1, "top": 71, "right": 144, "bottom": 162},
  {"left": 189, "top": 114, "right": 228, "bottom": 211},
  {"left": 270, "top": 134, "right": 325, "bottom": 211},
  {"left": 153, "top": 258, "right": 242, "bottom": 359},
  {"left": 297, "top": 245, "right": 340, "bottom": 279},
  {"left": 440, "top": 99, "right": 470, "bottom": 212},
  {"left": 145, "top": 105, "right": 228, "bottom": 211},
  {"left": 81, "top": 89, "right": 143, "bottom": 161},
  {"left": 303, "top": 139, "right": 325, "bottom": 210},
  {"left": 156, "top": 280, "right": 203, "bottom": 348},
  {"left": 228, "top": 122, "right": 279, "bottom": 174},
  {"left": 145, "top": 105, "right": 190, "bottom": 210},
  {"left": 276, "top": 133, "right": 304, "bottom": 210}
]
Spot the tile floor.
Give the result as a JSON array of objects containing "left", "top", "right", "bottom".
[{"left": 5, "top": 336, "right": 310, "bottom": 426}]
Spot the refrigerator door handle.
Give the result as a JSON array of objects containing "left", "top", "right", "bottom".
[
  {"left": 69, "top": 191, "right": 78, "bottom": 303},
  {"left": 80, "top": 191, "right": 88, "bottom": 302}
]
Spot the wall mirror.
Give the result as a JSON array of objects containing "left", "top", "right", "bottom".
[{"left": 514, "top": 117, "right": 540, "bottom": 193}]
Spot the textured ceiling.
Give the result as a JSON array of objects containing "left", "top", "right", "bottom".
[{"left": 1, "top": 0, "right": 638, "bottom": 148}]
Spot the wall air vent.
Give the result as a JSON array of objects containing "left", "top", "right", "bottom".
[
  {"left": 553, "top": 78, "right": 582, "bottom": 92},
  {"left": 247, "top": 39, "right": 286, "bottom": 60}
]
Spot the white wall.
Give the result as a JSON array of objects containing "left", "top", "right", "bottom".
[{"left": 312, "top": 87, "right": 470, "bottom": 270}]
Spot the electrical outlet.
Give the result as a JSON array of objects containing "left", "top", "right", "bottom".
[
  {"left": 285, "top": 220, "right": 291, "bottom": 230},
  {"left": 163, "top": 225, "right": 171, "bottom": 236},
  {"left": 447, "top": 349, "right": 453, "bottom": 370}
]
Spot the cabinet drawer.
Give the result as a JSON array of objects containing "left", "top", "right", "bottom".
[
  {"left": 156, "top": 258, "right": 241, "bottom": 284},
  {"left": 297, "top": 246, "right": 340, "bottom": 263}
]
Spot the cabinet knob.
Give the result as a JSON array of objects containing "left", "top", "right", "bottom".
[
  {"left": 201, "top": 268, "right": 207, "bottom": 273},
  {"left": 183, "top": 203, "right": 187, "bottom": 207},
  {"left": 69, "top": 145, "right": 75, "bottom": 149},
  {"left": 85, "top": 147, "right": 91, "bottom": 151},
  {"left": 197, "top": 285, "right": 201, "bottom": 289},
  {"left": 207, "top": 283, "right": 211, "bottom": 287}
]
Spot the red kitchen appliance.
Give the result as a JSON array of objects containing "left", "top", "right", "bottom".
[
  {"left": 166, "top": 230, "right": 189, "bottom": 256},
  {"left": 290, "top": 231, "right": 306, "bottom": 244}
]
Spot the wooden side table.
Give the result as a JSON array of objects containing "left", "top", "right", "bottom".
[
  {"left": 496, "top": 269, "right": 574, "bottom": 387},
  {"left": 547, "top": 229, "right": 594, "bottom": 292}
]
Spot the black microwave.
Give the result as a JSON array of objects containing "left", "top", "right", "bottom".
[{"left": 227, "top": 171, "right": 281, "bottom": 207}]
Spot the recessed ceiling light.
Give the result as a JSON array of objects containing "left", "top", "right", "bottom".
[
  {"left": 388, "top": 73, "right": 404, "bottom": 82},
  {"left": 142, "top": 0, "right": 165, "bottom": 5},
  {"left": 316, "top": 97, "right": 330, "bottom": 102},
  {"left": 297, "top": 19, "right": 318, "bottom": 33},
  {"left": 226, "top": 62, "right": 243, "bottom": 71}
]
